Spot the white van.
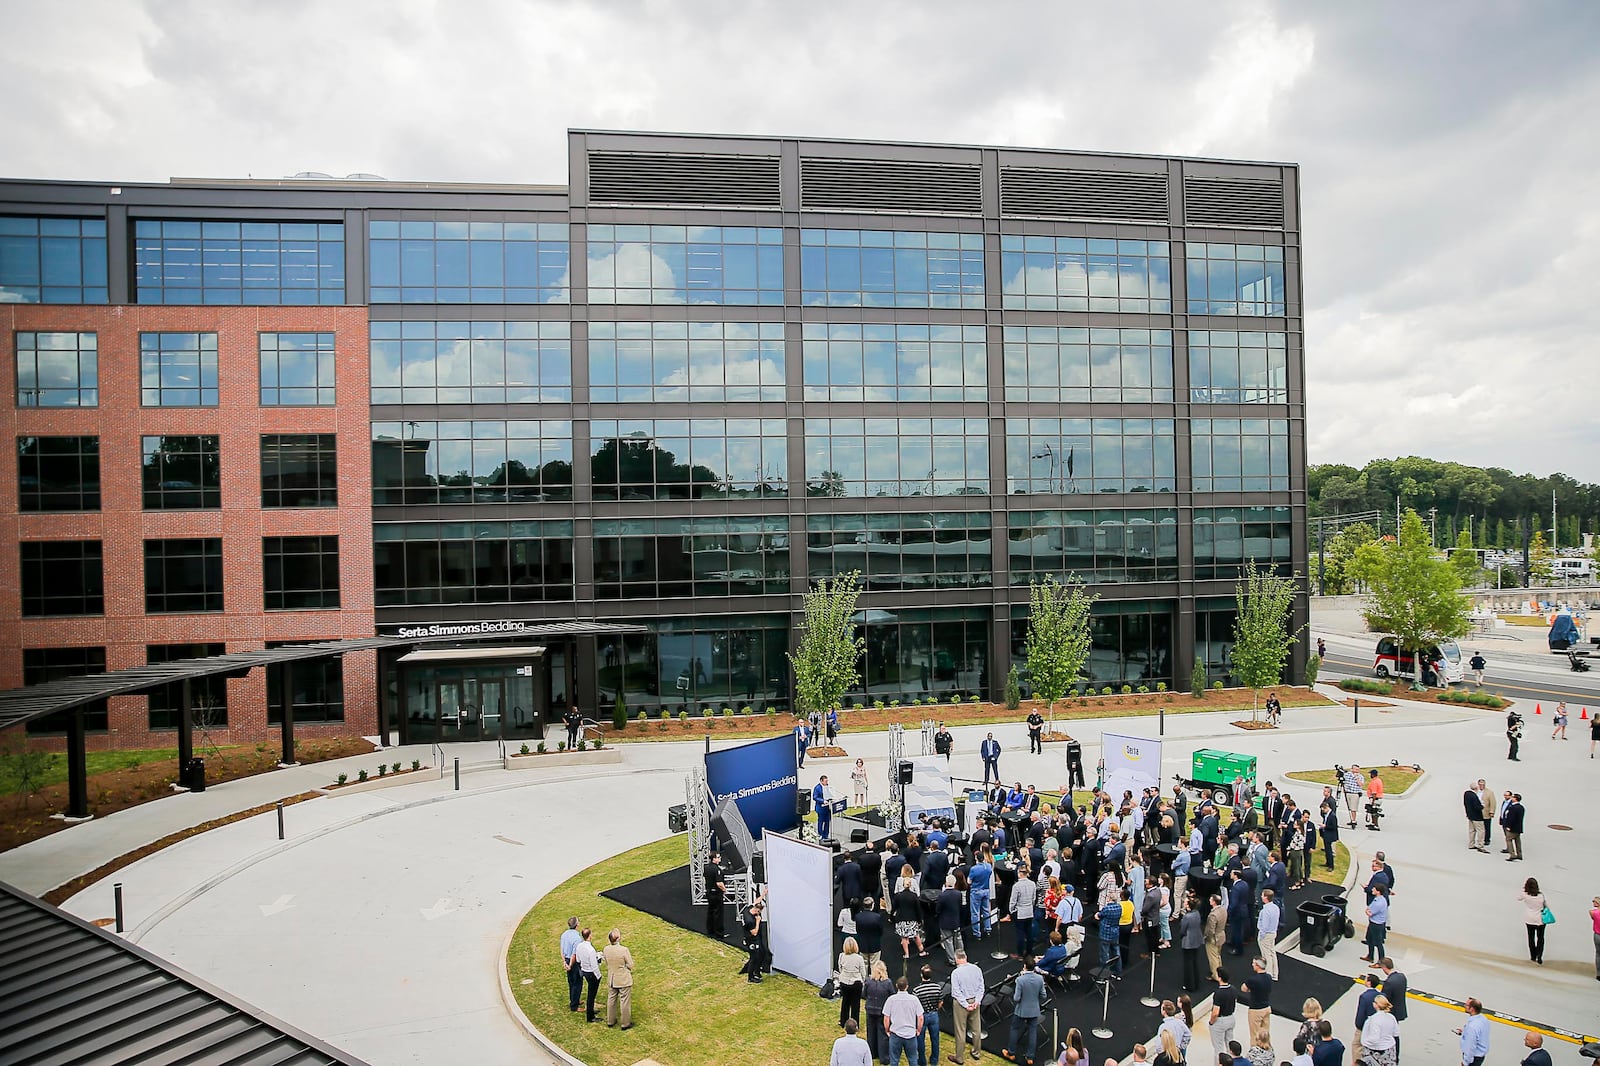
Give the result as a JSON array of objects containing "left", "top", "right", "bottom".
[{"left": 1373, "top": 636, "right": 1465, "bottom": 685}]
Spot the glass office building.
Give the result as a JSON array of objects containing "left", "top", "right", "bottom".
[{"left": 0, "top": 132, "right": 1306, "bottom": 748}]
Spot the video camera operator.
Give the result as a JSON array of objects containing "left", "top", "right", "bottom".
[
  {"left": 1363, "top": 768, "right": 1384, "bottom": 831},
  {"left": 1506, "top": 709, "right": 1523, "bottom": 762}
]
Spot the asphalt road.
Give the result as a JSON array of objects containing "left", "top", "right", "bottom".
[{"left": 1321, "top": 650, "right": 1600, "bottom": 709}]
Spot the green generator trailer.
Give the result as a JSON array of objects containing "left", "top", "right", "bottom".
[{"left": 1175, "top": 748, "right": 1258, "bottom": 806}]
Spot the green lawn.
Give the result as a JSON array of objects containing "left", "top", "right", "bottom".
[
  {"left": 1283, "top": 767, "right": 1422, "bottom": 796},
  {"left": 507, "top": 835, "right": 845, "bottom": 1066},
  {"left": 0, "top": 747, "right": 184, "bottom": 795}
]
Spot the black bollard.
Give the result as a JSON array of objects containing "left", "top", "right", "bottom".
[
  {"left": 276, "top": 800, "right": 285, "bottom": 840},
  {"left": 454, "top": 757, "right": 460, "bottom": 790},
  {"left": 113, "top": 882, "right": 124, "bottom": 933}
]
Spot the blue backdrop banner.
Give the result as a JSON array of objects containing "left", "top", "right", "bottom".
[{"left": 705, "top": 733, "right": 800, "bottom": 839}]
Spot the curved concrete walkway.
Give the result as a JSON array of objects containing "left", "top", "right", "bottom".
[{"left": 3, "top": 686, "right": 1594, "bottom": 1065}]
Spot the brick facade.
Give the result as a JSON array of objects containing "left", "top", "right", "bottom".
[{"left": 0, "top": 304, "right": 376, "bottom": 749}]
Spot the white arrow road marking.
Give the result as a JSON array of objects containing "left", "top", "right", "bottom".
[
  {"left": 259, "top": 894, "right": 294, "bottom": 917},
  {"left": 1395, "top": 946, "right": 1433, "bottom": 974},
  {"left": 420, "top": 898, "right": 458, "bottom": 921}
]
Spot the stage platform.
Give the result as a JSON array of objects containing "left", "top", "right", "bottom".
[{"left": 603, "top": 861, "right": 1351, "bottom": 1063}]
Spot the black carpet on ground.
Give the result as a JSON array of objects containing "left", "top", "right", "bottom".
[{"left": 602, "top": 862, "right": 1351, "bottom": 1064}]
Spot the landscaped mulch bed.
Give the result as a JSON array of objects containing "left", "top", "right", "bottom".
[{"left": 1, "top": 736, "right": 375, "bottom": 853}]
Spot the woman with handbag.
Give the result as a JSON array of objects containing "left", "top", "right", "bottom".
[
  {"left": 836, "top": 936, "right": 867, "bottom": 1028},
  {"left": 1517, "top": 876, "right": 1550, "bottom": 964}
]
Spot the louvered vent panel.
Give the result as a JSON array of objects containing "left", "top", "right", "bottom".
[
  {"left": 1000, "top": 168, "right": 1170, "bottom": 222},
  {"left": 586, "top": 152, "right": 780, "bottom": 208},
  {"left": 801, "top": 158, "right": 982, "bottom": 215},
  {"left": 1183, "top": 176, "right": 1285, "bottom": 228}
]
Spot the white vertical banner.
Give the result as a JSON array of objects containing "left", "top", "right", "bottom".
[
  {"left": 1101, "top": 732, "right": 1162, "bottom": 799},
  {"left": 903, "top": 755, "right": 956, "bottom": 823},
  {"left": 763, "top": 830, "right": 834, "bottom": 987}
]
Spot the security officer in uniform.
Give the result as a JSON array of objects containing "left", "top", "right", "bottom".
[
  {"left": 1026, "top": 708, "right": 1045, "bottom": 754},
  {"left": 705, "top": 850, "right": 727, "bottom": 938}
]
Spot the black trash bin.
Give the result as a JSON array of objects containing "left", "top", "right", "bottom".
[
  {"left": 1322, "top": 894, "right": 1350, "bottom": 945},
  {"left": 185, "top": 757, "right": 206, "bottom": 793},
  {"left": 1296, "top": 901, "right": 1335, "bottom": 956}
]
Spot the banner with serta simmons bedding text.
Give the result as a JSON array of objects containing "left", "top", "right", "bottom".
[
  {"left": 1101, "top": 732, "right": 1163, "bottom": 800},
  {"left": 704, "top": 733, "right": 800, "bottom": 839}
]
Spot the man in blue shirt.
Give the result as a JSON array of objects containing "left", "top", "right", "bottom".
[
  {"left": 1456, "top": 997, "right": 1490, "bottom": 1065},
  {"left": 795, "top": 718, "right": 809, "bottom": 769},
  {"left": 559, "top": 916, "right": 583, "bottom": 1012},
  {"left": 1362, "top": 884, "right": 1389, "bottom": 964},
  {"left": 968, "top": 853, "right": 994, "bottom": 938},
  {"left": 1097, "top": 898, "right": 1123, "bottom": 974},
  {"left": 1004, "top": 957, "right": 1047, "bottom": 1064}
]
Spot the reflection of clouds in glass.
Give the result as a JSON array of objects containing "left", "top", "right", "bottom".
[
  {"left": 589, "top": 242, "right": 684, "bottom": 303},
  {"left": 0, "top": 288, "right": 27, "bottom": 303}
]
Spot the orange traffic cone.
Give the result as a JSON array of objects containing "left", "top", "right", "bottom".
[
  {"left": 1582, "top": 707, "right": 1590, "bottom": 720},
  {"left": 1534, "top": 703, "right": 1542, "bottom": 714}
]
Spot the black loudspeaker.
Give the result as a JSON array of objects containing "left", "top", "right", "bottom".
[
  {"left": 797, "top": 791, "right": 812, "bottom": 815},
  {"left": 667, "top": 804, "right": 688, "bottom": 833},
  {"left": 897, "top": 761, "right": 914, "bottom": 784},
  {"left": 751, "top": 853, "right": 765, "bottom": 883},
  {"left": 849, "top": 828, "right": 870, "bottom": 844}
]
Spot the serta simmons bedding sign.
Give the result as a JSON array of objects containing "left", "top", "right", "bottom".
[
  {"left": 705, "top": 733, "right": 800, "bottom": 839},
  {"left": 1102, "top": 732, "right": 1162, "bottom": 796}
]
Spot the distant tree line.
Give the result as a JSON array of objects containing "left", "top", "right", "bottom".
[{"left": 1309, "top": 456, "right": 1599, "bottom": 549}]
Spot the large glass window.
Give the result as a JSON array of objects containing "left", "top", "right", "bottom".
[
  {"left": 142, "top": 435, "right": 221, "bottom": 510},
  {"left": 806, "top": 512, "right": 990, "bottom": 591},
  {"left": 15, "top": 331, "right": 97, "bottom": 407},
  {"left": 140, "top": 332, "right": 219, "bottom": 407},
  {"left": 0, "top": 217, "right": 107, "bottom": 303},
  {"left": 1195, "top": 599, "right": 1239, "bottom": 685},
  {"left": 260, "top": 332, "right": 336, "bottom": 405},
  {"left": 589, "top": 321, "right": 785, "bottom": 403},
  {"left": 802, "top": 323, "right": 986, "bottom": 401},
  {"left": 20, "top": 541, "right": 103, "bottom": 616},
  {"left": 1185, "top": 243, "right": 1285, "bottom": 316},
  {"left": 267, "top": 641, "right": 344, "bottom": 723},
  {"left": 1002, "top": 327, "right": 1174, "bottom": 403},
  {"left": 801, "top": 229, "right": 983, "bottom": 308},
  {"left": 18, "top": 436, "right": 99, "bottom": 512},
  {"left": 804, "top": 418, "right": 987, "bottom": 498},
  {"left": 263, "top": 536, "right": 341, "bottom": 610},
  {"left": 1193, "top": 506, "right": 1295, "bottom": 579},
  {"left": 1188, "top": 331, "right": 1287, "bottom": 404},
  {"left": 607, "top": 615, "right": 791, "bottom": 715},
  {"left": 852, "top": 607, "right": 990, "bottom": 704},
  {"left": 591, "top": 418, "right": 787, "bottom": 500},
  {"left": 146, "top": 643, "right": 228, "bottom": 730},
  {"left": 372, "top": 420, "right": 572, "bottom": 505},
  {"left": 1011, "top": 601, "right": 1173, "bottom": 690},
  {"left": 261, "top": 434, "right": 337, "bottom": 508},
  {"left": 373, "top": 521, "right": 574, "bottom": 605},
  {"left": 1000, "top": 236, "right": 1170, "bottom": 312},
  {"left": 593, "top": 516, "right": 789, "bottom": 600},
  {"left": 144, "top": 538, "right": 224, "bottom": 613},
  {"left": 1007, "top": 509, "right": 1179, "bottom": 585},
  {"left": 369, "top": 320, "right": 570, "bottom": 405},
  {"left": 1191, "top": 418, "right": 1290, "bottom": 493},
  {"left": 135, "top": 220, "right": 344, "bottom": 305},
  {"left": 587, "top": 224, "right": 782, "bottom": 305},
  {"left": 368, "top": 220, "right": 568, "bottom": 303},
  {"left": 23, "top": 648, "right": 108, "bottom": 734},
  {"left": 1005, "top": 418, "right": 1177, "bottom": 495}
]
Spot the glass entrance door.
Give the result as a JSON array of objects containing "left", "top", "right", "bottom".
[
  {"left": 438, "top": 678, "right": 480, "bottom": 742},
  {"left": 478, "top": 679, "right": 505, "bottom": 741}
]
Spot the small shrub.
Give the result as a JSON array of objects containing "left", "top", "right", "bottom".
[
  {"left": 411, "top": 759, "right": 421, "bottom": 771},
  {"left": 1120, "top": 684, "right": 1133, "bottom": 695},
  {"left": 970, "top": 694, "right": 981, "bottom": 704},
  {"left": 577, "top": 739, "right": 588, "bottom": 751},
  {"left": 1156, "top": 681, "right": 1168, "bottom": 693},
  {"left": 558, "top": 741, "right": 567, "bottom": 752},
  {"left": 519, "top": 743, "right": 530, "bottom": 755},
  {"left": 678, "top": 710, "right": 690, "bottom": 724},
  {"left": 874, "top": 699, "right": 886, "bottom": 710},
  {"left": 765, "top": 706, "right": 776, "bottom": 718},
  {"left": 613, "top": 692, "right": 629, "bottom": 731},
  {"left": 1137, "top": 685, "right": 1150, "bottom": 695},
  {"left": 391, "top": 762, "right": 401, "bottom": 774},
  {"left": 377, "top": 764, "right": 387, "bottom": 777},
  {"left": 1212, "top": 681, "right": 1223, "bottom": 691},
  {"left": 742, "top": 705, "right": 754, "bottom": 715},
  {"left": 1004, "top": 666, "right": 1022, "bottom": 711},
  {"left": 1101, "top": 686, "right": 1114, "bottom": 697},
  {"left": 1190, "top": 660, "right": 1207, "bottom": 699},
  {"left": 357, "top": 769, "right": 369, "bottom": 782},
  {"left": 592, "top": 738, "right": 603, "bottom": 750},
  {"left": 1304, "top": 652, "right": 1322, "bottom": 688},
  {"left": 722, "top": 707, "right": 734, "bottom": 718},
  {"left": 536, "top": 741, "right": 547, "bottom": 754},
  {"left": 336, "top": 772, "right": 347, "bottom": 786}
]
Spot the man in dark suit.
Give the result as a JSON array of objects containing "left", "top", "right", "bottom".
[
  {"left": 705, "top": 851, "right": 728, "bottom": 937},
  {"left": 1226, "top": 869, "right": 1252, "bottom": 956},
  {"left": 1504, "top": 793, "right": 1526, "bottom": 861},
  {"left": 1199, "top": 805, "right": 1221, "bottom": 858},
  {"left": 855, "top": 896, "right": 886, "bottom": 970},
  {"left": 1352, "top": 972, "right": 1381, "bottom": 1034},
  {"left": 858, "top": 840, "right": 882, "bottom": 902},
  {"left": 921, "top": 839, "right": 951, "bottom": 895},
  {"left": 838, "top": 851, "right": 864, "bottom": 914},
  {"left": 884, "top": 839, "right": 906, "bottom": 887},
  {"left": 937, "top": 876, "right": 965, "bottom": 963},
  {"left": 1378, "top": 956, "right": 1408, "bottom": 1060},
  {"left": 1463, "top": 783, "right": 1486, "bottom": 852},
  {"left": 1320, "top": 801, "right": 1340, "bottom": 869},
  {"left": 980, "top": 733, "right": 1002, "bottom": 785},
  {"left": 1023, "top": 786, "right": 1041, "bottom": 815},
  {"left": 1262, "top": 787, "right": 1286, "bottom": 851}
]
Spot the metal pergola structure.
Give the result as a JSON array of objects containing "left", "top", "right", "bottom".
[{"left": 0, "top": 620, "right": 645, "bottom": 820}]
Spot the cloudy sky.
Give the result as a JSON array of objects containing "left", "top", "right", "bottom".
[{"left": 5, "top": 1, "right": 1598, "bottom": 479}]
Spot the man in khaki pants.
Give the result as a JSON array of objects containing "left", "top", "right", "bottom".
[
  {"left": 602, "top": 928, "right": 634, "bottom": 1029},
  {"left": 1203, "top": 894, "right": 1226, "bottom": 980}
]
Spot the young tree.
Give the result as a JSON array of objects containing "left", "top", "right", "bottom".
[
  {"left": 1362, "top": 509, "right": 1472, "bottom": 689},
  {"left": 1528, "top": 529, "right": 1553, "bottom": 585},
  {"left": 789, "top": 571, "right": 865, "bottom": 718},
  {"left": 1449, "top": 528, "right": 1481, "bottom": 588},
  {"left": 1231, "top": 565, "right": 1304, "bottom": 721},
  {"left": 1023, "top": 576, "right": 1097, "bottom": 723}
]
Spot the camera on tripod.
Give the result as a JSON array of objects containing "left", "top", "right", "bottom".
[{"left": 1364, "top": 800, "right": 1383, "bottom": 820}]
